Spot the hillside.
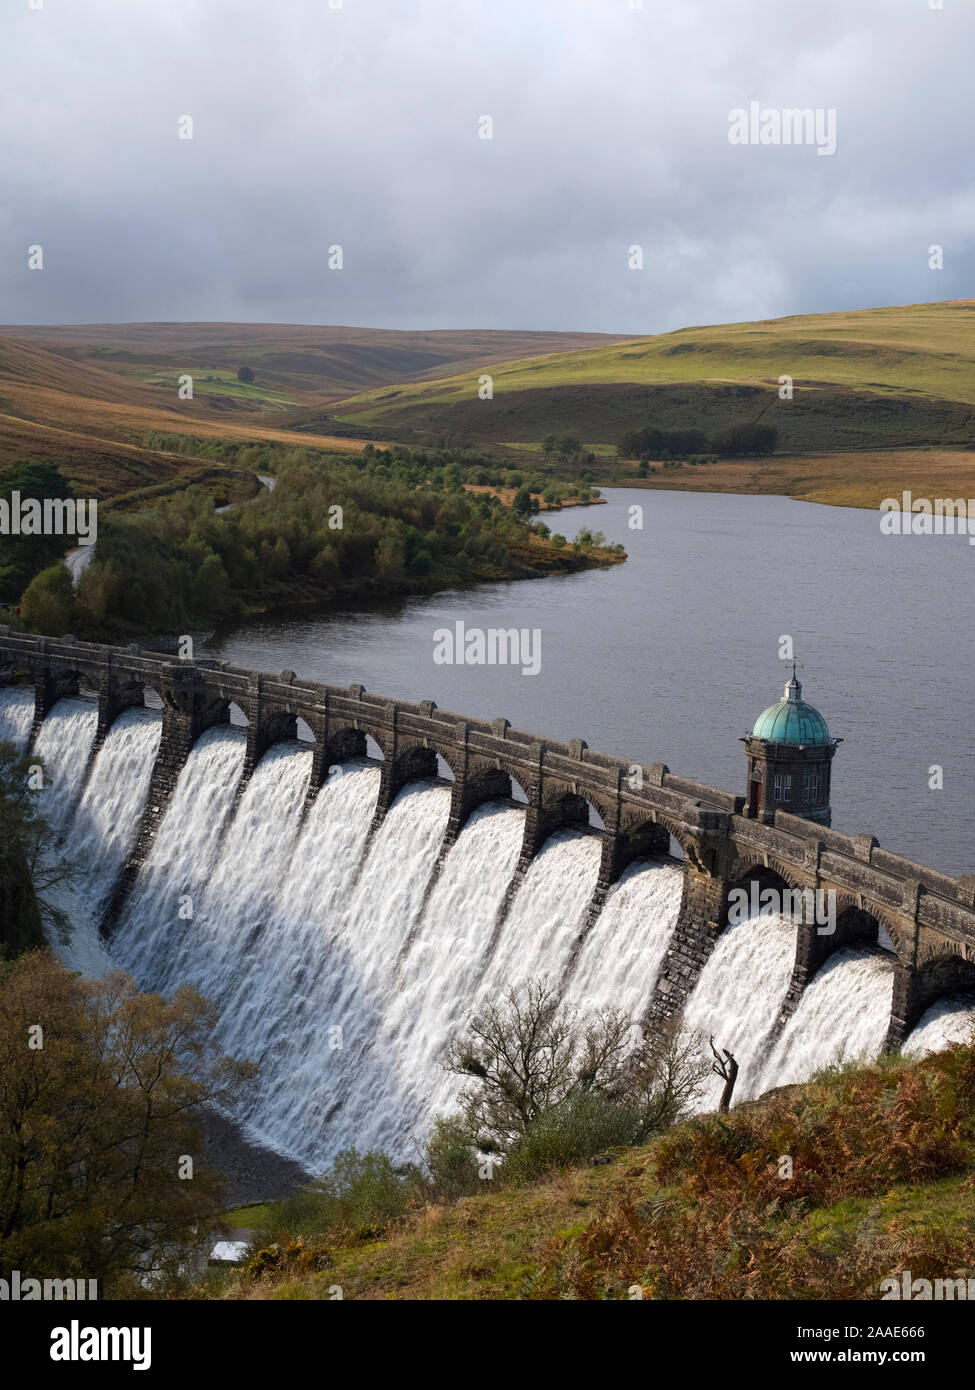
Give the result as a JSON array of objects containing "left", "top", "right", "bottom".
[
  {"left": 213, "top": 1042, "right": 975, "bottom": 1302},
  {"left": 329, "top": 300, "right": 975, "bottom": 458},
  {"left": 0, "top": 325, "right": 625, "bottom": 500},
  {"left": 3, "top": 323, "right": 627, "bottom": 407}
]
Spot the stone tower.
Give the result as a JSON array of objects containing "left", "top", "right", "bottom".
[{"left": 743, "top": 669, "right": 840, "bottom": 826}]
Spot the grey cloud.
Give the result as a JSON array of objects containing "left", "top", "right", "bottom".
[{"left": 1, "top": 0, "right": 972, "bottom": 331}]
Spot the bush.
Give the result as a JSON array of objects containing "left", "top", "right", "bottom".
[
  {"left": 424, "top": 1115, "right": 483, "bottom": 1200},
  {"left": 272, "top": 1149, "right": 423, "bottom": 1242},
  {"left": 709, "top": 423, "right": 778, "bottom": 457},
  {"left": 504, "top": 1091, "right": 642, "bottom": 1183},
  {"left": 19, "top": 562, "right": 76, "bottom": 637}
]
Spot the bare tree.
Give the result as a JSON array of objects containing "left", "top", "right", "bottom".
[
  {"left": 443, "top": 979, "right": 634, "bottom": 1154},
  {"left": 709, "top": 1036, "right": 740, "bottom": 1113}
]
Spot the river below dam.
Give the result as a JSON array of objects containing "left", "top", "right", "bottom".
[{"left": 202, "top": 486, "right": 975, "bottom": 878}]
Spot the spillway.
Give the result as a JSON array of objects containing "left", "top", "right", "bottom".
[
  {"left": 682, "top": 910, "right": 797, "bottom": 1108},
  {"left": 32, "top": 697, "right": 99, "bottom": 837},
  {"left": 904, "top": 995, "right": 975, "bottom": 1057},
  {"left": 15, "top": 690, "right": 975, "bottom": 1172},
  {"left": 564, "top": 857, "right": 685, "bottom": 1021},
  {"left": 0, "top": 687, "right": 34, "bottom": 751},
  {"left": 756, "top": 946, "right": 895, "bottom": 1092}
]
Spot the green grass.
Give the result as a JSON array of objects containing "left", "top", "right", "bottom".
[
  {"left": 329, "top": 301, "right": 975, "bottom": 456},
  {"left": 212, "top": 1043, "right": 975, "bottom": 1301}
]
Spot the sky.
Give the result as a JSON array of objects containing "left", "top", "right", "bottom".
[{"left": 1, "top": 0, "right": 973, "bottom": 334}]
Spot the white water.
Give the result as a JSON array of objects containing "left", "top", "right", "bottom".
[
  {"left": 62, "top": 708, "right": 163, "bottom": 924},
  {"left": 478, "top": 828, "right": 601, "bottom": 1005},
  {"left": 0, "top": 687, "right": 35, "bottom": 751},
  {"left": 111, "top": 725, "right": 249, "bottom": 992},
  {"left": 682, "top": 910, "right": 797, "bottom": 1108},
  {"left": 757, "top": 946, "right": 895, "bottom": 1092},
  {"left": 565, "top": 857, "right": 685, "bottom": 1022},
  {"left": 21, "top": 694, "right": 975, "bottom": 1170},
  {"left": 904, "top": 995, "right": 975, "bottom": 1057},
  {"left": 352, "top": 800, "right": 526, "bottom": 1157},
  {"left": 32, "top": 697, "right": 99, "bottom": 837}
]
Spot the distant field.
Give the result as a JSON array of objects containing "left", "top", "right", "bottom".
[
  {"left": 615, "top": 447, "right": 975, "bottom": 510},
  {"left": 330, "top": 301, "right": 975, "bottom": 457}
]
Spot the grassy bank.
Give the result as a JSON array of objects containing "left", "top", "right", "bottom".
[{"left": 210, "top": 1043, "right": 975, "bottom": 1301}]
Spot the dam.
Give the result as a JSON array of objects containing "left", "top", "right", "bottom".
[{"left": 1, "top": 627, "right": 974, "bottom": 1166}]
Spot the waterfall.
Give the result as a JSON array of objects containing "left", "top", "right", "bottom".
[
  {"left": 32, "top": 697, "right": 99, "bottom": 837},
  {"left": 348, "top": 800, "right": 526, "bottom": 1158},
  {"left": 682, "top": 911, "right": 797, "bottom": 1108},
  {"left": 62, "top": 708, "right": 163, "bottom": 924},
  {"left": 111, "top": 725, "right": 248, "bottom": 992},
  {"left": 477, "top": 828, "right": 601, "bottom": 1005},
  {"left": 904, "top": 996, "right": 975, "bottom": 1057},
  {"left": 565, "top": 857, "right": 685, "bottom": 1021},
  {"left": 0, "top": 687, "right": 35, "bottom": 752},
  {"left": 21, "top": 690, "right": 975, "bottom": 1173},
  {"left": 756, "top": 946, "right": 895, "bottom": 1092}
]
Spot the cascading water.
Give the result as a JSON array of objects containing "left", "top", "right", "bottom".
[
  {"left": 0, "top": 687, "right": 34, "bottom": 751},
  {"left": 904, "top": 995, "right": 975, "bottom": 1057},
  {"left": 62, "top": 708, "right": 163, "bottom": 924},
  {"left": 21, "top": 690, "right": 975, "bottom": 1172},
  {"left": 272, "top": 779, "right": 453, "bottom": 1162},
  {"left": 477, "top": 827, "right": 601, "bottom": 1006},
  {"left": 351, "top": 800, "right": 526, "bottom": 1157},
  {"left": 756, "top": 946, "right": 895, "bottom": 1092},
  {"left": 682, "top": 910, "right": 797, "bottom": 1108},
  {"left": 111, "top": 725, "right": 249, "bottom": 993},
  {"left": 564, "top": 857, "right": 685, "bottom": 1021},
  {"left": 32, "top": 697, "right": 99, "bottom": 837}
]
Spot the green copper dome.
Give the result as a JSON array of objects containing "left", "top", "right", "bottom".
[{"left": 751, "top": 673, "right": 831, "bottom": 747}]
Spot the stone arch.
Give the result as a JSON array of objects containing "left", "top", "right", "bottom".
[
  {"left": 393, "top": 736, "right": 464, "bottom": 788},
  {"left": 720, "top": 859, "right": 806, "bottom": 933},
  {"left": 908, "top": 952, "right": 975, "bottom": 1029},
  {"left": 615, "top": 811, "right": 679, "bottom": 873},
  {"left": 323, "top": 724, "right": 371, "bottom": 766},
  {"left": 537, "top": 781, "right": 610, "bottom": 844}
]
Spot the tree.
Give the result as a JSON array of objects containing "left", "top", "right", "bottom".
[
  {"left": 0, "top": 952, "right": 256, "bottom": 1293},
  {"left": 0, "top": 741, "right": 75, "bottom": 950},
  {"left": 0, "top": 461, "right": 77, "bottom": 603},
  {"left": 709, "top": 423, "right": 778, "bottom": 457},
  {"left": 236, "top": 366, "right": 255, "bottom": 384},
  {"left": 709, "top": 1037, "right": 740, "bottom": 1112},
  {"left": 19, "top": 562, "right": 77, "bottom": 637},
  {"left": 442, "top": 980, "right": 709, "bottom": 1172}
]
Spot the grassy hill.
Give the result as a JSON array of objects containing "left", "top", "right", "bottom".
[
  {"left": 329, "top": 300, "right": 975, "bottom": 457},
  {"left": 3, "top": 323, "right": 626, "bottom": 407},
  {"left": 211, "top": 1041, "right": 975, "bottom": 1302},
  {"left": 0, "top": 325, "right": 625, "bottom": 501}
]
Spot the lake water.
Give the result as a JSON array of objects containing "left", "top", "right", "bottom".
[{"left": 201, "top": 487, "right": 975, "bottom": 877}]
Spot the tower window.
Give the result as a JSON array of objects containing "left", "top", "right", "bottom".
[
  {"left": 773, "top": 773, "right": 792, "bottom": 802},
  {"left": 803, "top": 768, "right": 824, "bottom": 801}
]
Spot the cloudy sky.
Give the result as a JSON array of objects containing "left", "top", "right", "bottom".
[{"left": 2, "top": 0, "right": 973, "bottom": 334}]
